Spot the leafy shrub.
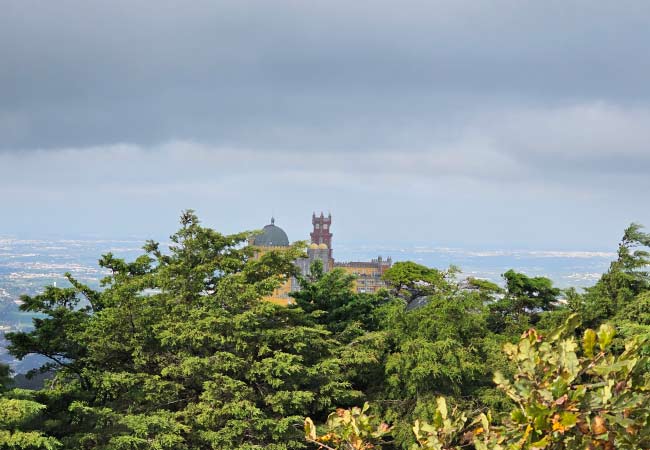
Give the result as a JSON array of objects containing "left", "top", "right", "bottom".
[{"left": 309, "top": 314, "right": 650, "bottom": 449}]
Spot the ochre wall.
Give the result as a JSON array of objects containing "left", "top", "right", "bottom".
[
  {"left": 338, "top": 266, "right": 387, "bottom": 293},
  {"left": 252, "top": 245, "right": 294, "bottom": 306},
  {"left": 265, "top": 277, "right": 293, "bottom": 306}
]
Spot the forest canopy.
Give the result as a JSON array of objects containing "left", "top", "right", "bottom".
[{"left": 1, "top": 213, "right": 650, "bottom": 450}]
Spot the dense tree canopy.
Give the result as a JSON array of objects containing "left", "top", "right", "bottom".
[
  {"left": 579, "top": 223, "right": 650, "bottom": 328},
  {"left": 487, "top": 269, "right": 561, "bottom": 334},
  {"left": 381, "top": 262, "right": 456, "bottom": 305},
  {"left": 291, "top": 260, "right": 388, "bottom": 339},
  {"left": 0, "top": 364, "right": 11, "bottom": 392},
  {"left": 3, "top": 212, "right": 358, "bottom": 449},
  {"left": 310, "top": 315, "right": 650, "bottom": 450},
  {"left": 1, "top": 216, "right": 650, "bottom": 450}
]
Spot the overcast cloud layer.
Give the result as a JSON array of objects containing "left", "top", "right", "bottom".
[{"left": 1, "top": 0, "right": 649, "bottom": 248}]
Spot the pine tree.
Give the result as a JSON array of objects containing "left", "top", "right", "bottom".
[{"left": 6, "top": 211, "right": 359, "bottom": 449}]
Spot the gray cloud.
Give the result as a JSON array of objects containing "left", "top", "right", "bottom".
[
  {"left": 3, "top": 0, "right": 650, "bottom": 150},
  {"left": 3, "top": 100, "right": 648, "bottom": 189},
  {"left": 1, "top": 1, "right": 649, "bottom": 249},
  {"left": 477, "top": 103, "right": 650, "bottom": 177},
  {"left": 1, "top": 100, "right": 648, "bottom": 248}
]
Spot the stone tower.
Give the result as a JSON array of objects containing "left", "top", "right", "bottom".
[{"left": 310, "top": 212, "right": 333, "bottom": 261}]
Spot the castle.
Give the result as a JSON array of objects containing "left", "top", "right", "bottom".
[{"left": 251, "top": 213, "right": 392, "bottom": 305}]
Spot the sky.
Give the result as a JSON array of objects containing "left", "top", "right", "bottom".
[{"left": 1, "top": 0, "right": 649, "bottom": 249}]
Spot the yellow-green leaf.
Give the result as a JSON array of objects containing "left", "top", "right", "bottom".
[
  {"left": 436, "top": 397, "right": 448, "bottom": 420},
  {"left": 304, "top": 417, "right": 317, "bottom": 441},
  {"left": 597, "top": 324, "right": 616, "bottom": 351},
  {"left": 583, "top": 328, "right": 597, "bottom": 357}
]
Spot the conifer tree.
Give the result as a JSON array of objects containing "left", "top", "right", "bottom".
[
  {"left": 6, "top": 211, "right": 359, "bottom": 449},
  {"left": 581, "top": 223, "right": 650, "bottom": 327},
  {"left": 0, "top": 365, "right": 60, "bottom": 449}
]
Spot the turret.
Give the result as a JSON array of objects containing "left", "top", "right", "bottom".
[{"left": 310, "top": 211, "right": 333, "bottom": 262}]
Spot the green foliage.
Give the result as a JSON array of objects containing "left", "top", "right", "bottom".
[
  {"left": 502, "top": 270, "right": 560, "bottom": 311},
  {"left": 291, "top": 260, "right": 387, "bottom": 339},
  {"left": 6, "top": 217, "right": 650, "bottom": 450},
  {"left": 487, "top": 270, "right": 560, "bottom": 334},
  {"left": 308, "top": 397, "right": 500, "bottom": 450},
  {"left": 0, "top": 391, "right": 60, "bottom": 449},
  {"left": 374, "top": 288, "right": 507, "bottom": 448},
  {"left": 5, "top": 211, "right": 359, "bottom": 449},
  {"left": 291, "top": 260, "right": 392, "bottom": 402},
  {"left": 382, "top": 293, "right": 490, "bottom": 398},
  {"left": 618, "top": 291, "right": 650, "bottom": 325},
  {"left": 0, "top": 365, "right": 12, "bottom": 392},
  {"left": 7, "top": 281, "right": 93, "bottom": 390},
  {"left": 305, "top": 403, "right": 391, "bottom": 450},
  {"left": 0, "top": 361, "right": 60, "bottom": 448},
  {"left": 312, "top": 313, "right": 650, "bottom": 450},
  {"left": 492, "top": 315, "right": 650, "bottom": 449},
  {"left": 411, "top": 397, "right": 469, "bottom": 450},
  {"left": 466, "top": 278, "right": 503, "bottom": 303},
  {"left": 381, "top": 262, "right": 457, "bottom": 304},
  {"left": 580, "top": 223, "right": 650, "bottom": 328}
]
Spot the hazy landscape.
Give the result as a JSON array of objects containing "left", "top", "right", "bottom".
[{"left": 0, "top": 233, "right": 613, "bottom": 372}]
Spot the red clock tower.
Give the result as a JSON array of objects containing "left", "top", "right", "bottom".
[{"left": 310, "top": 212, "right": 333, "bottom": 261}]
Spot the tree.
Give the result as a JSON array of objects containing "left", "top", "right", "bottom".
[
  {"left": 7, "top": 282, "right": 95, "bottom": 391},
  {"left": 487, "top": 270, "right": 560, "bottom": 334},
  {"left": 481, "top": 315, "right": 650, "bottom": 450},
  {"left": 381, "top": 262, "right": 457, "bottom": 305},
  {"left": 0, "top": 364, "right": 11, "bottom": 392},
  {"left": 290, "top": 260, "right": 393, "bottom": 411},
  {"left": 6, "top": 211, "right": 359, "bottom": 449},
  {"left": 465, "top": 278, "right": 503, "bottom": 303},
  {"left": 291, "top": 260, "right": 388, "bottom": 338},
  {"left": 0, "top": 365, "right": 60, "bottom": 450},
  {"left": 581, "top": 223, "right": 650, "bottom": 328},
  {"left": 310, "top": 314, "right": 650, "bottom": 450},
  {"left": 373, "top": 287, "right": 504, "bottom": 448}
]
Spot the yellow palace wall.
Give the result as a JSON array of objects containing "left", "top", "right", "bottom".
[{"left": 252, "top": 245, "right": 294, "bottom": 306}]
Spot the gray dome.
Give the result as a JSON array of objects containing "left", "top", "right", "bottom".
[{"left": 253, "top": 218, "right": 290, "bottom": 247}]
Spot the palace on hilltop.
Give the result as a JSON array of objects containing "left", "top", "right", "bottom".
[{"left": 251, "top": 212, "right": 392, "bottom": 305}]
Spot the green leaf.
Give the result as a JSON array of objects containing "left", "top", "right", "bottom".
[
  {"left": 304, "top": 417, "right": 316, "bottom": 441},
  {"left": 530, "top": 435, "right": 550, "bottom": 449},
  {"left": 493, "top": 371, "right": 508, "bottom": 387},
  {"left": 559, "top": 412, "right": 578, "bottom": 428},
  {"left": 511, "top": 409, "right": 526, "bottom": 424},
  {"left": 548, "top": 313, "right": 580, "bottom": 342},
  {"left": 436, "top": 397, "right": 448, "bottom": 420},
  {"left": 583, "top": 329, "right": 597, "bottom": 357},
  {"left": 597, "top": 324, "right": 616, "bottom": 351}
]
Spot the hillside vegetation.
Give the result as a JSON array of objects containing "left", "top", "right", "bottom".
[{"left": 1, "top": 212, "right": 650, "bottom": 450}]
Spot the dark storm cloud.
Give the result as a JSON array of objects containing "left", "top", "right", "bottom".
[{"left": 2, "top": 0, "right": 650, "bottom": 152}]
